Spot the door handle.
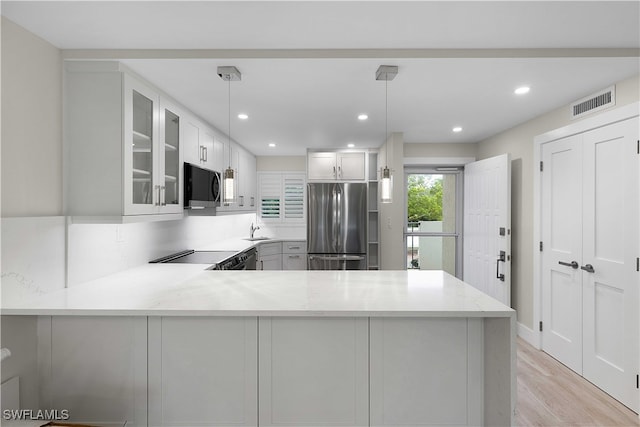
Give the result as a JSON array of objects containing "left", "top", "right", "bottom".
[
  {"left": 580, "top": 264, "right": 595, "bottom": 273},
  {"left": 496, "top": 250, "right": 505, "bottom": 282},
  {"left": 559, "top": 260, "right": 579, "bottom": 269}
]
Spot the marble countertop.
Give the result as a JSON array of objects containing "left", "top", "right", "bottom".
[{"left": 1, "top": 266, "right": 514, "bottom": 318}]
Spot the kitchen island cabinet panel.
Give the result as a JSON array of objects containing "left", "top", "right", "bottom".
[
  {"left": 148, "top": 317, "right": 257, "bottom": 427},
  {"left": 37, "top": 316, "right": 147, "bottom": 427},
  {"left": 258, "top": 317, "right": 369, "bottom": 427},
  {"left": 370, "top": 317, "right": 483, "bottom": 427}
]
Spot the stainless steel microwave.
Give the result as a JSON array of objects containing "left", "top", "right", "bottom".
[{"left": 184, "top": 162, "right": 221, "bottom": 209}]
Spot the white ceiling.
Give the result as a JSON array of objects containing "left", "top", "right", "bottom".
[{"left": 3, "top": 1, "right": 639, "bottom": 156}]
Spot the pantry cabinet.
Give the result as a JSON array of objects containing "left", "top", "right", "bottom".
[
  {"left": 307, "top": 151, "right": 366, "bottom": 181},
  {"left": 65, "top": 61, "right": 183, "bottom": 221}
]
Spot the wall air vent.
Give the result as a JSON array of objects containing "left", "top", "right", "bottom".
[{"left": 570, "top": 86, "right": 615, "bottom": 120}]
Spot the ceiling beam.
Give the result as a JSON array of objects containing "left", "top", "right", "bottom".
[{"left": 62, "top": 48, "right": 640, "bottom": 60}]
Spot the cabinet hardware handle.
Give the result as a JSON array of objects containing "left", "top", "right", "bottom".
[
  {"left": 289, "top": 255, "right": 300, "bottom": 259},
  {"left": 239, "top": 195, "right": 244, "bottom": 207},
  {"left": 204, "top": 147, "right": 208, "bottom": 162},
  {"left": 250, "top": 196, "right": 255, "bottom": 207},
  {"left": 338, "top": 166, "right": 341, "bottom": 178},
  {"left": 154, "top": 185, "right": 161, "bottom": 206},
  {"left": 558, "top": 261, "right": 579, "bottom": 269},
  {"left": 333, "top": 166, "right": 336, "bottom": 177},
  {"left": 580, "top": 264, "right": 595, "bottom": 273},
  {"left": 199, "top": 146, "right": 203, "bottom": 161},
  {"left": 161, "top": 186, "right": 166, "bottom": 206},
  {"left": 289, "top": 246, "right": 300, "bottom": 250},
  {"left": 260, "top": 260, "right": 264, "bottom": 270}
]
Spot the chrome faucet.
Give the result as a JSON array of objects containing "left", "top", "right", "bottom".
[{"left": 250, "top": 223, "right": 260, "bottom": 239}]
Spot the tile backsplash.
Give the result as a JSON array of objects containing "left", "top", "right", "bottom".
[
  {"left": 66, "top": 213, "right": 257, "bottom": 286},
  {"left": 2, "top": 213, "right": 306, "bottom": 292}
]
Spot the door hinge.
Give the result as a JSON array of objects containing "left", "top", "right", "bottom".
[
  {"left": 539, "top": 241, "right": 543, "bottom": 252},
  {"left": 540, "top": 161, "right": 544, "bottom": 172},
  {"left": 539, "top": 321, "right": 543, "bottom": 332}
]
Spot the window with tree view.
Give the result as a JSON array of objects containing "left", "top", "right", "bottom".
[{"left": 405, "top": 170, "right": 461, "bottom": 277}]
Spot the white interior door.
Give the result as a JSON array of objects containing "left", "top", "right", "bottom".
[
  {"left": 581, "top": 117, "right": 639, "bottom": 412},
  {"left": 541, "top": 134, "right": 584, "bottom": 374},
  {"left": 541, "top": 117, "right": 639, "bottom": 413},
  {"left": 463, "top": 153, "right": 511, "bottom": 306}
]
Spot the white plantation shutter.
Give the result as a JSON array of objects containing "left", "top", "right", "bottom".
[
  {"left": 259, "top": 174, "right": 282, "bottom": 220},
  {"left": 258, "top": 172, "right": 306, "bottom": 223},
  {"left": 283, "top": 175, "right": 305, "bottom": 221}
]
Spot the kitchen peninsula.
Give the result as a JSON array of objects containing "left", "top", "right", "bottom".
[{"left": 2, "top": 269, "right": 515, "bottom": 427}]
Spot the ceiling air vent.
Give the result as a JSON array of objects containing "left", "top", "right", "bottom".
[{"left": 570, "top": 86, "right": 615, "bottom": 120}]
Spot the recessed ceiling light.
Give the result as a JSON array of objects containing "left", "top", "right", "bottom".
[
  {"left": 268, "top": 143, "right": 276, "bottom": 148},
  {"left": 347, "top": 143, "right": 355, "bottom": 148},
  {"left": 514, "top": 86, "right": 530, "bottom": 95},
  {"left": 358, "top": 114, "right": 368, "bottom": 121},
  {"left": 452, "top": 126, "right": 463, "bottom": 133},
  {"left": 238, "top": 113, "right": 249, "bottom": 120}
]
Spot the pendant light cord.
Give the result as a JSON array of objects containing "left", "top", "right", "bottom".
[
  {"left": 385, "top": 73, "right": 388, "bottom": 169},
  {"left": 228, "top": 77, "right": 232, "bottom": 168}
]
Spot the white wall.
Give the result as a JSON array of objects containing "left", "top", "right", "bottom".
[
  {"left": 256, "top": 156, "right": 306, "bottom": 172},
  {"left": 404, "top": 142, "right": 477, "bottom": 159},
  {"left": 477, "top": 73, "right": 640, "bottom": 329},
  {"left": 1, "top": 17, "right": 62, "bottom": 217}
]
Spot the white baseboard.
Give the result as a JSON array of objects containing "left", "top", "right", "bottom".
[{"left": 517, "top": 322, "right": 541, "bottom": 349}]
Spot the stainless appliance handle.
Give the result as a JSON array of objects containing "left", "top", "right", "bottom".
[
  {"left": 309, "top": 255, "right": 366, "bottom": 261},
  {"left": 331, "top": 186, "right": 338, "bottom": 250},
  {"left": 336, "top": 186, "right": 342, "bottom": 251}
]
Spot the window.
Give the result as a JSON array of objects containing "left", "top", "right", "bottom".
[
  {"left": 404, "top": 168, "right": 463, "bottom": 277},
  {"left": 258, "top": 172, "right": 306, "bottom": 223}
]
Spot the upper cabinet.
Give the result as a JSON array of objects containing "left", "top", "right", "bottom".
[
  {"left": 183, "top": 118, "right": 224, "bottom": 173},
  {"left": 307, "top": 151, "right": 366, "bottom": 181},
  {"left": 218, "top": 141, "right": 257, "bottom": 214},
  {"left": 66, "top": 62, "right": 183, "bottom": 221}
]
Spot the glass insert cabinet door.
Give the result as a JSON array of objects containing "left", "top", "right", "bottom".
[
  {"left": 131, "top": 89, "right": 155, "bottom": 207},
  {"left": 162, "top": 107, "right": 180, "bottom": 209}
]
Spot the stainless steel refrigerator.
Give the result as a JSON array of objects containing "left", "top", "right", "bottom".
[{"left": 307, "top": 182, "right": 367, "bottom": 270}]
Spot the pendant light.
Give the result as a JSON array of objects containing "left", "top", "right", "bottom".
[
  {"left": 376, "top": 65, "right": 397, "bottom": 204},
  {"left": 218, "top": 66, "right": 241, "bottom": 204}
]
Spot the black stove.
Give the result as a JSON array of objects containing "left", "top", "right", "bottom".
[{"left": 150, "top": 248, "right": 256, "bottom": 270}]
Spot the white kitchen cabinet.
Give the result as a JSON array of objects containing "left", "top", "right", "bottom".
[
  {"left": 257, "top": 242, "right": 282, "bottom": 270},
  {"left": 65, "top": 61, "right": 183, "bottom": 221},
  {"left": 369, "top": 317, "right": 483, "bottom": 426},
  {"left": 282, "top": 241, "right": 307, "bottom": 270},
  {"left": 218, "top": 141, "right": 257, "bottom": 213},
  {"left": 183, "top": 118, "right": 222, "bottom": 173},
  {"left": 148, "top": 317, "right": 258, "bottom": 426},
  {"left": 37, "top": 316, "right": 147, "bottom": 426},
  {"left": 159, "top": 98, "right": 183, "bottom": 212},
  {"left": 258, "top": 317, "right": 369, "bottom": 426},
  {"left": 307, "top": 151, "right": 366, "bottom": 181}
]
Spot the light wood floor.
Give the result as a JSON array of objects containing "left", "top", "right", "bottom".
[{"left": 516, "top": 338, "right": 639, "bottom": 427}]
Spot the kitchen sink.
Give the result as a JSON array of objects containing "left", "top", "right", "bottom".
[{"left": 243, "top": 237, "right": 271, "bottom": 241}]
